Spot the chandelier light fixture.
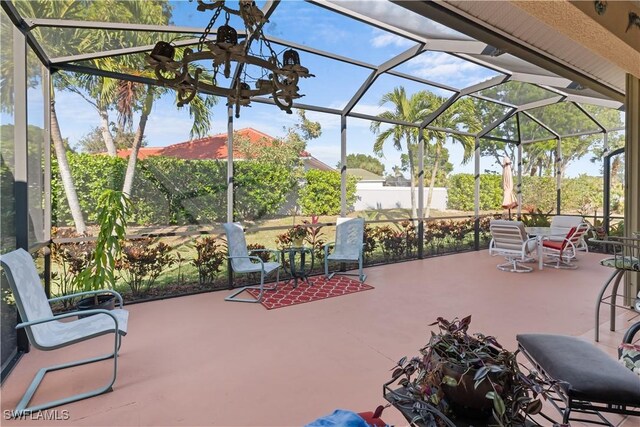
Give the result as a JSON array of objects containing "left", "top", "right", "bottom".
[{"left": 145, "top": 0, "right": 313, "bottom": 117}]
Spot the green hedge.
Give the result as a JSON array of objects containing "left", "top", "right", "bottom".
[
  {"left": 447, "top": 173, "right": 603, "bottom": 214},
  {"left": 298, "top": 169, "right": 357, "bottom": 215},
  {"left": 52, "top": 153, "right": 297, "bottom": 226},
  {"left": 447, "top": 174, "right": 502, "bottom": 211}
]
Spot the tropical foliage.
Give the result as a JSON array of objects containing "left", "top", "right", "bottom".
[
  {"left": 51, "top": 153, "right": 297, "bottom": 227},
  {"left": 343, "top": 153, "right": 385, "bottom": 176},
  {"left": 298, "top": 169, "right": 358, "bottom": 215}
]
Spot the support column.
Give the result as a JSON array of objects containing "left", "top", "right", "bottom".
[
  {"left": 515, "top": 113, "right": 522, "bottom": 220},
  {"left": 417, "top": 127, "right": 425, "bottom": 258},
  {"left": 556, "top": 137, "right": 562, "bottom": 215},
  {"left": 474, "top": 136, "right": 480, "bottom": 250},
  {"left": 43, "top": 67, "right": 52, "bottom": 297},
  {"left": 226, "top": 106, "right": 234, "bottom": 290},
  {"left": 13, "top": 26, "right": 29, "bottom": 353},
  {"left": 603, "top": 143, "right": 611, "bottom": 235},
  {"left": 226, "top": 106, "right": 234, "bottom": 223},
  {"left": 13, "top": 26, "right": 28, "bottom": 251},
  {"left": 340, "top": 115, "right": 347, "bottom": 217},
  {"left": 624, "top": 74, "right": 640, "bottom": 301},
  {"left": 517, "top": 143, "right": 523, "bottom": 219}
]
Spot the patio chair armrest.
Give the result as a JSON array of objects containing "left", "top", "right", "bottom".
[
  {"left": 228, "top": 255, "right": 265, "bottom": 268},
  {"left": 323, "top": 242, "right": 335, "bottom": 256},
  {"left": 48, "top": 289, "right": 124, "bottom": 309},
  {"left": 247, "top": 248, "right": 281, "bottom": 263},
  {"left": 16, "top": 308, "right": 119, "bottom": 330}
]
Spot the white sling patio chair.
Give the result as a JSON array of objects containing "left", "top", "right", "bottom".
[
  {"left": 224, "top": 223, "right": 281, "bottom": 303},
  {"left": 0, "top": 248, "right": 128, "bottom": 416},
  {"left": 551, "top": 215, "right": 589, "bottom": 252},
  {"left": 323, "top": 217, "right": 366, "bottom": 282},
  {"left": 542, "top": 222, "right": 590, "bottom": 269},
  {"left": 489, "top": 219, "right": 537, "bottom": 273}
]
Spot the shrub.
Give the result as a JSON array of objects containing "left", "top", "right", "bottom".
[
  {"left": 118, "top": 239, "right": 174, "bottom": 296},
  {"left": 447, "top": 174, "right": 502, "bottom": 211},
  {"left": 298, "top": 169, "right": 357, "bottom": 215},
  {"left": 371, "top": 221, "right": 417, "bottom": 261},
  {"left": 303, "top": 216, "right": 326, "bottom": 261},
  {"left": 52, "top": 153, "right": 126, "bottom": 225},
  {"left": 363, "top": 224, "right": 377, "bottom": 260},
  {"left": 521, "top": 176, "right": 555, "bottom": 213},
  {"left": 52, "top": 154, "right": 296, "bottom": 227},
  {"left": 192, "top": 237, "right": 225, "bottom": 285},
  {"left": 50, "top": 231, "right": 94, "bottom": 307},
  {"left": 234, "top": 161, "right": 297, "bottom": 220},
  {"left": 247, "top": 243, "right": 271, "bottom": 263}
]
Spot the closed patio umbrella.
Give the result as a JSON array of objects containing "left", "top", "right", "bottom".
[{"left": 502, "top": 157, "right": 518, "bottom": 218}]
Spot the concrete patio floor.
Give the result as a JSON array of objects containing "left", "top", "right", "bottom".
[{"left": 1, "top": 250, "right": 638, "bottom": 426}]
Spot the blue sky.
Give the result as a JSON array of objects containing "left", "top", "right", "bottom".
[{"left": 4, "top": 0, "right": 608, "bottom": 178}]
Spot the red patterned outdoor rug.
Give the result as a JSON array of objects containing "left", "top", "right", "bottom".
[{"left": 246, "top": 275, "right": 374, "bottom": 310}]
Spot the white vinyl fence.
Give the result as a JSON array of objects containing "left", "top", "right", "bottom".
[{"left": 354, "top": 187, "right": 448, "bottom": 212}]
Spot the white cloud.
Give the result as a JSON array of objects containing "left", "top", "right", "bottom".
[
  {"left": 54, "top": 91, "right": 101, "bottom": 145},
  {"left": 406, "top": 52, "right": 496, "bottom": 88},
  {"left": 350, "top": 103, "right": 388, "bottom": 118},
  {"left": 370, "top": 31, "right": 414, "bottom": 49}
]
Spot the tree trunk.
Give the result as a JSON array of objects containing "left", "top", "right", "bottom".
[
  {"left": 408, "top": 144, "right": 418, "bottom": 221},
  {"left": 122, "top": 86, "right": 154, "bottom": 196},
  {"left": 99, "top": 106, "right": 117, "bottom": 156},
  {"left": 425, "top": 142, "right": 441, "bottom": 219},
  {"left": 611, "top": 156, "right": 621, "bottom": 183},
  {"left": 51, "top": 99, "right": 87, "bottom": 235}
]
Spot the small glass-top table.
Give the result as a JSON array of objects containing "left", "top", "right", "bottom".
[{"left": 281, "top": 246, "right": 315, "bottom": 288}]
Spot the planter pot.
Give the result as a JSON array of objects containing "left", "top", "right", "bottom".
[
  {"left": 292, "top": 238, "right": 304, "bottom": 247},
  {"left": 76, "top": 294, "right": 116, "bottom": 319},
  {"left": 432, "top": 353, "right": 506, "bottom": 420}
]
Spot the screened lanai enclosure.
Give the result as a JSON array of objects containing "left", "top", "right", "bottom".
[{"left": 0, "top": 0, "right": 635, "bottom": 381}]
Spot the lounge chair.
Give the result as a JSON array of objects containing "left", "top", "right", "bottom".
[
  {"left": 0, "top": 248, "right": 128, "bottom": 416},
  {"left": 517, "top": 323, "right": 640, "bottom": 426},
  {"left": 489, "top": 219, "right": 537, "bottom": 273}
]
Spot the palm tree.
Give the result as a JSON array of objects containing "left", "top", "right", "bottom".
[
  {"left": 370, "top": 87, "right": 432, "bottom": 219},
  {"left": 13, "top": 0, "right": 90, "bottom": 234},
  {"left": 423, "top": 95, "right": 478, "bottom": 217}
]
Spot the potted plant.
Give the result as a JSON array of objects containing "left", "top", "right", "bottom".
[
  {"left": 287, "top": 225, "right": 308, "bottom": 247},
  {"left": 76, "top": 189, "right": 131, "bottom": 313},
  {"left": 385, "top": 316, "right": 554, "bottom": 426}
]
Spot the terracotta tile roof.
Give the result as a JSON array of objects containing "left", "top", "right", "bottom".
[
  {"left": 116, "top": 147, "right": 163, "bottom": 160},
  {"left": 116, "top": 128, "right": 314, "bottom": 161}
]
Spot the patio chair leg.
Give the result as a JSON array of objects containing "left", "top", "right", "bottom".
[
  {"left": 324, "top": 254, "right": 330, "bottom": 279},
  {"left": 497, "top": 257, "right": 532, "bottom": 273},
  {"left": 14, "top": 333, "right": 121, "bottom": 417},
  {"left": 225, "top": 269, "right": 280, "bottom": 303},
  {"left": 543, "top": 257, "right": 577, "bottom": 270},
  {"left": 358, "top": 255, "right": 366, "bottom": 282}
]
